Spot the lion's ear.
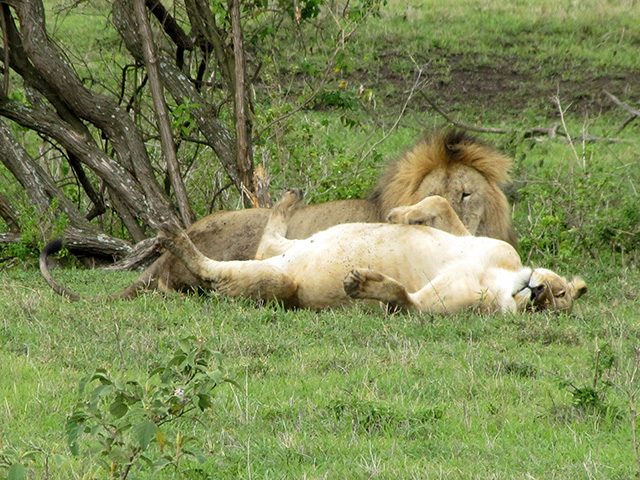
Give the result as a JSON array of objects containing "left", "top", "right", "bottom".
[{"left": 569, "top": 277, "right": 588, "bottom": 299}]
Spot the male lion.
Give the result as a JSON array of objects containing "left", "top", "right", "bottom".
[
  {"left": 157, "top": 190, "right": 586, "bottom": 314},
  {"left": 40, "top": 130, "right": 517, "bottom": 301}
]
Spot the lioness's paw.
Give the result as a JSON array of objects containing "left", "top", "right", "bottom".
[
  {"left": 386, "top": 206, "right": 410, "bottom": 224},
  {"left": 158, "top": 221, "right": 183, "bottom": 240},
  {"left": 343, "top": 268, "right": 385, "bottom": 298},
  {"left": 387, "top": 205, "right": 436, "bottom": 227},
  {"left": 273, "top": 188, "right": 304, "bottom": 214}
]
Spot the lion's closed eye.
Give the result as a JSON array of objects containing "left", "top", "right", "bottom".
[{"left": 555, "top": 291, "right": 566, "bottom": 298}]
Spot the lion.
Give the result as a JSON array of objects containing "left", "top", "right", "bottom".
[
  {"left": 156, "top": 190, "right": 587, "bottom": 314},
  {"left": 40, "top": 129, "right": 517, "bottom": 301}
]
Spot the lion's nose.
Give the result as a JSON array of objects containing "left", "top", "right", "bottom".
[{"left": 530, "top": 284, "right": 545, "bottom": 300}]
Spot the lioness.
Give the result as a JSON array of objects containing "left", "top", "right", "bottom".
[
  {"left": 157, "top": 190, "right": 587, "bottom": 314},
  {"left": 41, "top": 129, "right": 517, "bottom": 300}
]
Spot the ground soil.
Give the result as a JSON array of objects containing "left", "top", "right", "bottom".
[{"left": 361, "top": 53, "right": 640, "bottom": 122}]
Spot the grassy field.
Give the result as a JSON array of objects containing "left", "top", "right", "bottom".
[{"left": 2, "top": 0, "right": 640, "bottom": 478}]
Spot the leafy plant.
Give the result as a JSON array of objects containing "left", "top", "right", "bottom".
[
  {"left": 65, "top": 337, "right": 236, "bottom": 479},
  {"left": 0, "top": 446, "right": 38, "bottom": 480},
  {"left": 0, "top": 199, "right": 68, "bottom": 263},
  {"left": 515, "top": 144, "right": 640, "bottom": 266},
  {"left": 558, "top": 343, "right": 620, "bottom": 419},
  {"left": 171, "top": 101, "right": 201, "bottom": 138}
]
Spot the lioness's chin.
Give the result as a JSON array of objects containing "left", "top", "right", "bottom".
[{"left": 513, "top": 287, "right": 534, "bottom": 312}]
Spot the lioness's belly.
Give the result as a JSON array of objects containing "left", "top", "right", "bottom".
[{"left": 264, "top": 223, "right": 487, "bottom": 310}]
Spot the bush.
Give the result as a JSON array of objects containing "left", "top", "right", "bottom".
[{"left": 65, "top": 337, "right": 235, "bottom": 479}]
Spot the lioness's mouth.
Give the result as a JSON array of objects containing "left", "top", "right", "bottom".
[
  {"left": 513, "top": 270, "right": 548, "bottom": 311},
  {"left": 513, "top": 271, "right": 534, "bottom": 297}
]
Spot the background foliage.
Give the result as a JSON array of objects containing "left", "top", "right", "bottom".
[{"left": 1, "top": 0, "right": 639, "bottom": 478}]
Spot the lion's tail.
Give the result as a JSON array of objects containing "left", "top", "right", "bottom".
[
  {"left": 39, "top": 239, "right": 159, "bottom": 301},
  {"left": 39, "top": 239, "right": 82, "bottom": 301}
]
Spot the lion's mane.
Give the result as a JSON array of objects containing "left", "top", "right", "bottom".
[{"left": 369, "top": 129, "right": 515, "bottom": 244}]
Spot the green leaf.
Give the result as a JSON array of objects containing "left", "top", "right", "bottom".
[
  {"left": 152, "top": 457, "right": 172, "bottom": 472},
  {"left": 108, "top": 447, "right": 130, "bottom": 465},
  {"left": 65, "top": 411, "right": 88, "bottom": 455},
  {"left": 183, "top": 447, "right": 207, "bottom": 464},
  {"left": 135, "top": 420, "right": 157, "bottom": 450},
  {"left": 156, "top": 428, "right": 167, "bottom": 452},
  {"left": 7, "top": 463, "right": 26, "bottom": 480},
  {"left": 109, "top": 396, "right": 129, "bottom": 419},
  {"left": 89, "top": 384, "right": 113, "bottom": 412},
  {"left": 197, "top": 394, "right": 213, "bottom": 411}
]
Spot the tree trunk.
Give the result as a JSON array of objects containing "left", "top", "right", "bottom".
[
  {"left": 134, "top": 0, "right": 195, "bottom": 227},
  {"left": 9, "top": 0, "right": 178, "bottom": 230},
  {"left": 0, "top": 192, "right": 19, "bottom": 233},
  {"left": 229, "top": 0, "right": 255, "bottom": 207}
]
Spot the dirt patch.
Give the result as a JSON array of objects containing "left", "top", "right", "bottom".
[{"left": 359, "top": 53, "right": 640, "bottom": 121}]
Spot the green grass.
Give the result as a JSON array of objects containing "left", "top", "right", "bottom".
[
  {"left": 1, "top": 264, "right": 640, "bottom": 478},
  {"left": 2, "top": 0, "right": 640, "bottom": 478}
]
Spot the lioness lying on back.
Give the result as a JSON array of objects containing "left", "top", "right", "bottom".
[{"left": 158, "top": 191, "right": 586, "bottom": 314}]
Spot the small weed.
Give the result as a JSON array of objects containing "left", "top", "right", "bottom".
[
  {"left": 327, "top": 395, "right": 443, "bottom": 436},
  {"left": 0, "top": 446, "right": 38, "bottom": 480},
  {"left": 556, "top": 343, "right": 622, "bottom": 421}
]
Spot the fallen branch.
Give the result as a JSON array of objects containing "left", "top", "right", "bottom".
[
  {"left": 103, "top": 237, "right": 161, "bottom": 271},
  {"left": 604, "top": 90, "right": 640, "bottom": 117},
  {"left": 422, "top": 91, "right": 632, "bottom": 143},
  {"left": 420, "top": 91, "right": 509, "bottom": 134},
  {"left": 603, "top": 90, "right": 640, "bottom": 133}
]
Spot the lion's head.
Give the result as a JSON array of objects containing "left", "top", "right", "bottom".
[{"left": 369, "top": 130, "right": 516, "bottom": 245}]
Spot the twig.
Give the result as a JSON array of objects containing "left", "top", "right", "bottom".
[
  {"left": 357, "top": 56, "right": 425, "bottom": 164},
  {"left": 603, "top": 90, "right": 640, "bottom": 133},
  {"left": 523, "top": 124, "right": 560, "bottom": 139},
  {"left": 628, "top": 352, "right": 640, "bottom": 478},
  {"left": 420, "top": 91, "right": 509, "bottom": 134},
  {"left": 553, "top": 95, "right": 585, "bottom": 170},
  {"left": 604, "top": 90, "right": 640, "bottom": 117}
]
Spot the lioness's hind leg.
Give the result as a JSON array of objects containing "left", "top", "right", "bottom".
[
  {"left": 158, "top": 222, "right": 215, "bottom": 281},
  {"left": 344, "top": 268, "right": 415, "bottom": 312},
  {"left": 386, "top": 195, "right": 471, "bottom": 236},
  {"left": 158, "top": 222, "right": 297, "bottom": 301},
  {"left": 255, "top": 189, "right": 305, "bottom": 260}
]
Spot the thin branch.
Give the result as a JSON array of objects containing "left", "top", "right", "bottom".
[
  {"left": 603, "top": 89, "right": 640, "bottom": 118},
  {"left": 136, "top": 0, "right": 194, "bottom": 226},
  {"left": 254, "top": 3, "right": 374, "bottom": 142},
  {"left": 229, "top": 0, "right": 255, "bottom": 206},
  {"left": 420, "top": 91, "right": 509, "bottom": 134},
  {"left": 358, "top": 57, "right": 424, "bottom": 164},
  {"left": 603, "top": 89, "right": 640, "bottom": 133},
  {"left": 553, "top": 95, "right": 585, "bottom": 170}
]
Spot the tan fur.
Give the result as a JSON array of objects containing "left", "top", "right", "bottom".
[
  {"left": 158, "top": 192, "right": 586, "bottom": 314},
  {"left": 369, "top": 131, "right": 515, "bottom": 242},
  {"left": 40, "top": 130, "right": 517, "bottom": 300}
]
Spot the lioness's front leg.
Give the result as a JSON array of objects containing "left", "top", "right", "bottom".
[
  {"left": 386, "top": 195, "right": 471, "bottom": 237},
  {"left": 158, "top": 222, "right": 297, "bottom": 301},
  {"left": 344, "top": 267, "right": 485, "bottom": 315},
  {"left": 255, "top": 189, "right": 304, "bottom": 260},
  {"left": 344, "top": 268, "right": 416, "bottom": 312}
]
